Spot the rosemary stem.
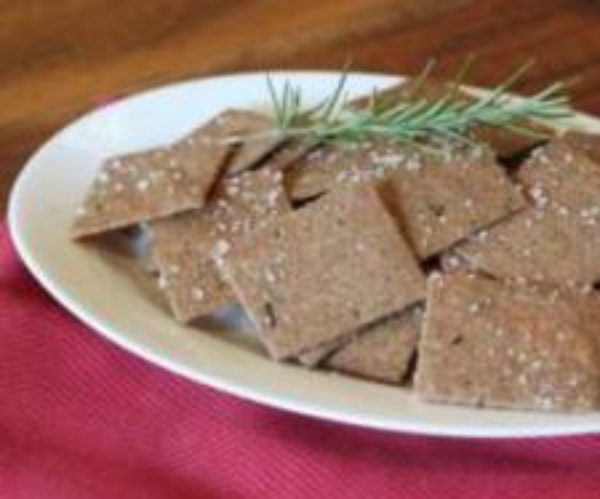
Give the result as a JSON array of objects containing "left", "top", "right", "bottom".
[{"left": 254, "top": 61, "right": 575, "bottom": 148}]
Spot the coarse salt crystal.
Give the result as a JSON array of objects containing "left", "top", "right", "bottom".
[
  {"left": 406, "top": 158, "right": 421, "bottom": 171},
  {"left": 191, "top": 287, "right": 205, "bottom": 301},
  {"left": 529, "top": 185, "right": 548, "bottom": 207},
  {"left": 97, "top": 172, "right": 110, "bottom": 184},
  {"left": 214, "top": 239, "right": 231, "bottom": 256},
  {"left": 267, "top": 190, "right": 279, "bottom": 207},
  {"left": 428, "top": 271, "right": 443, "bottom": 284},
  {"left": 477, "top": 230, "right": 489, "bottom": 242},
  {"left": 468, "top": 303, "right": 481, "bottom": 314},
  {"left": 445, "top": 255, "right": 461, "bottom": 269},
  {"left": 226, "top": 185, "right": 239, "bottom": 197},
  {"left": 265, "top": 269, "right": 276, "bottom": 284},
  {"left": 137, "top": 179, "right": 150, "bottom": 192},
  {"left": 530, "top": 359, "right": 543, "bottom": 370}
]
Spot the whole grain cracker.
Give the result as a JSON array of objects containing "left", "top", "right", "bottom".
[
  {"left": 456, "top": 141, "right": 600, "bottom": 286},
  {"left": 326, "top": 306, "right": 422, "bottom": 384},
  {"left": 221, "top": 184, "right": 426, "bottom": 360},
  {"left": 415, "top": 271, "right": 600, "bottom": 412},
  {"left": 72, "top": 143, "right": 230, "bottom": 238},
  {"left": 286, "top": 138, "right": 437, "bottom": 202},
  {"left": 378, "top": 147, "right": 525, "bottom": 259}
]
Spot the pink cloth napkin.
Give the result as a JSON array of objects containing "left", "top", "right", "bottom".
[{"left": 1, "top": 223, "right": 599, "bottom": 499}]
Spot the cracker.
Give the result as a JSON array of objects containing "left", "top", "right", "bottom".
[
  {"left": 456, "top": 141, "right": 600, "bottom": 285},
  {"left": 378, "top": 148, "right": 525, "bottom": 259},
  {"left": 439, "top": 251, "right": 473, "bottom": 273},
  {"left": 220, "top": 184, "right": 426, "bottom": 359},
  {"left": 326, "top": 307, "right": 422, "bottom": 384},
  {"left": 149, "top": 169, "right": 290, "bottom": 322},
  {"left": 71, "top": 111, "right": 254, "bottom": 238},
  {"left": 415, "top": 271, "right": 600, "bottom": 411},
  {"left": 286, "top": 139, "right": 423, "bottom": 201}
]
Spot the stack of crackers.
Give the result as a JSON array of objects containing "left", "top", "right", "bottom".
[{"left": 72, "top": 83, "right": 600, "bottom": 414}]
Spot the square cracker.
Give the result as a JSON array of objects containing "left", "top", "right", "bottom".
[
  {"left": 415, "top": 271, "right": 600, "bottom": 411},
  {"left": 326, "top": 306, "right": 422, "bottom": 384},
  {"left": 220, "top": 184, "right": 426, "bottom": 360},
  {"left": 456, "top": 141, "right": 600, "bottom": 286},
  {"left": 72, "top": 145, "right": 229, "bottom": 239},
  {"left": 285, "top": 139, "right": 420, "bottom": 201},
  {"left": 149, "top": 169, "right": 290, "bottom": 322},
  {"left": 378, "top": 148, "right": 525, "bottom": 259},
  {"left": 71, "top": 111, "right": 250, "bottom": 238}
]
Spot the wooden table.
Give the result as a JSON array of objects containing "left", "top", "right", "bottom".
[{"left": 3, "top": 0, "right": 600, "bottom": 211}]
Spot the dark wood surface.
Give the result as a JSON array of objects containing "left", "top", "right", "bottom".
[{"left": 3, "top": 0, "right": 600, "bottom": 211}]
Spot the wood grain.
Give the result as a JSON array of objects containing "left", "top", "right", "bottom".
[{"left": 2, "top": 0, "right": 600, "bottom": 211}]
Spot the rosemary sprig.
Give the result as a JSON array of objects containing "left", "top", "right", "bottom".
[{"left": 265, "top": 60, "right": 574, "bottom": 147}]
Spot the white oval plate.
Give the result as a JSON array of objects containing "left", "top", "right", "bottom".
[{"left": 9, "top": 71, "right": 600, "bottom": 438}]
